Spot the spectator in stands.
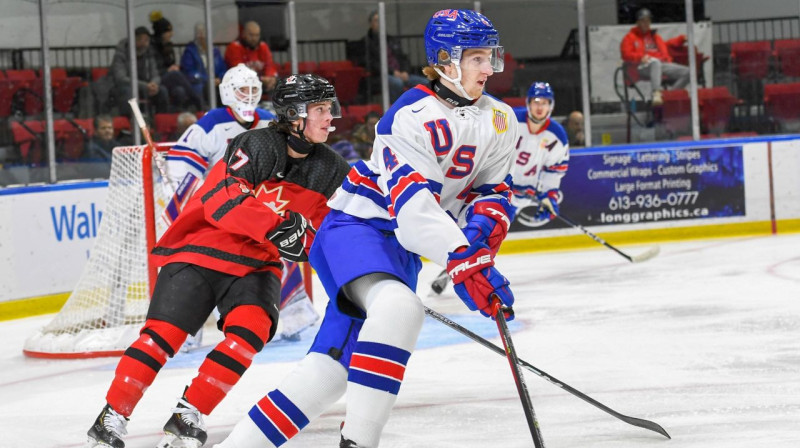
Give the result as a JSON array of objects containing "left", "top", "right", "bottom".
[
  {"left": 355, "top": 10, "right": 428, "bottom": 103},
  {"left": 350, "top": 110, "right": 380, "bottom": 159},
  {"left": 620, "top": 8, "right": 690, "bottom": 106},
  {"left": 181, "top": 22, "right": 227, "bottom": 106},
  {"left": 83, "top": 114, "right": 119, "bottom": 161},
  {"left": 224, "top": 21, "right": 278, "bottom": 92},
  {"left": 563, "top": 110, "right": 585, "bottom": 147},
  {"left": 110, "top": 26, "right": 169, "bottom": 115},
  {"left": 150, "top": 11, "right": 204, "bottom": 112},
  {"left": 174, "top": 111, "right": 198, "bottom": 141}
]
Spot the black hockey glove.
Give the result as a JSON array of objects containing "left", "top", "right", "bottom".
[{"left": 267, "top": 211, "right": 315, "bottom": 262}]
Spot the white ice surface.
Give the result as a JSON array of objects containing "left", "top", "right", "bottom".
[{"left": 2, "top": 234, "right": 800, "bottom": 447}]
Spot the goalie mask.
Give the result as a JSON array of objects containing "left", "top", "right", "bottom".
[
  {"left": 220, "top": 64, "right": 262, "bottom": 122},
  {"left": 272, "top": 74, "right": 341, "bottom": 123},
  {"left": 424, "top": 9, "right": 503, "bottom": 100}
]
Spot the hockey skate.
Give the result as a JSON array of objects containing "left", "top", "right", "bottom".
[
  {"left": 156, "top": 396, "right": 207, "bottom": 448},
  {"left": 86, "top": 404, "right": 128, "bottom": 448},
  {"left": 278, "top": 294, "right": 319, "bottom": 341}
]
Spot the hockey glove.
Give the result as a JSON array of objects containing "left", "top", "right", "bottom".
[
  {"left": 446, "top": 243, "right": 514, "bottom": 320},
  {"left": 267, "top": 211, "right": 315, "bottom": 262},
  {"left": 462, "top": 199, "right": 512, "bottom": 256},
  {"left": 534, "top": 189, "right": 560, "bottom": 222}
]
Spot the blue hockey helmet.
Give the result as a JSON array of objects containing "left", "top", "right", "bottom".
[
  {"left": 527, "top": 81, "right": 554, "bottom": 104},
  {"left": 424, "top": 9, "right": 504, "bottom": 72},
  {"left": 527, "top": 81, "right": 555, "bottom": 123}
]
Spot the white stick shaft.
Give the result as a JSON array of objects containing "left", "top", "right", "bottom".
[{"left": 128, "top": 98, "right": 147, "bottom": 130}]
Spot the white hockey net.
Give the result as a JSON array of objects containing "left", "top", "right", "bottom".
[{"left": 24, "top": 144, "right": 172, "bottom": 358}]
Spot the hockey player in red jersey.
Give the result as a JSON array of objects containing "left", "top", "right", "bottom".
[
  {"left": 86, "top": 73, "right": 351, "bottom": 448},
  {"left": 165, "top": 64, "right": 319, "bottom": 343},
  {"left": 215, "top": 9, "right": 516, "bottom": 448}
]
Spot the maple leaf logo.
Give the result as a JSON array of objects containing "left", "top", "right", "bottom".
[{"left": 254, "top": 184, "right": 290, "bottom": 215}]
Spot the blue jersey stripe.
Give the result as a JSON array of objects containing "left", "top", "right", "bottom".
[
  {"left": 341, "top": 177, "right": 386, "bottom": 209},
  {"left": 268, "top": 390, "right": 309, "bottom": 428},
  {"left": 348, "top": 369, "right": 403, "bottom": 395},
  {"left": 166, "top": 154, "right": 206, "bottom": 173},
  {"left": 356, "top": 341, "right": 411, "bottom": 365},
  {"left": 248, "top": 405, "right": 287, "bottom": 446}
]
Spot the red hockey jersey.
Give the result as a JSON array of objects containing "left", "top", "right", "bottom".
[{"left": 152, "top": 126, "right": 351, "bottom": 277}]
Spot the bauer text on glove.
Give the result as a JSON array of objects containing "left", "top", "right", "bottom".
[
  {"left": 446, "top": 243, "right": 514, "bottom": 320},
  {"left": 266, "top": 211, "right": 315, "bottom": 262}
]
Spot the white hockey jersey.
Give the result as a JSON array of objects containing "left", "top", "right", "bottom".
[
  {"left": 166, "top": 107, "right": 275, "bottom": 190},
  {"left": 509, "top": 109, "right": 569, "bottom": 211},
  {"left": 328, "top": 85, "right": 518, "bottom": 266}
]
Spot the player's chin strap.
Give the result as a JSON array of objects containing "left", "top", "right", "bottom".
[
  {"left": 287, "top": 118, "right": 315, "bottom": 155},
  {"left": 528, "top": 114, "right": 547, "bottom": 125},
  {"left": 432, "top": 66, "right": 474, "bottom": 107}
]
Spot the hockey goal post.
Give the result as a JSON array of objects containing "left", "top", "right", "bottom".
[
  {"left": 23, "top": 144, "right": 172, "bottom": 358},
  {"left": 23, "top": 143, "right": 313, "bottom": 358}
]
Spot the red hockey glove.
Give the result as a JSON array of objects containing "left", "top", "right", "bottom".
[
  {"left": 462, "top": 199, "right": 512, "bottom": 256},
  {"left": 267, "top": 211, "right": 315, "bottom": 262},
  {"left": 446, "top": 243, "right": 514, "bottom": 320}
]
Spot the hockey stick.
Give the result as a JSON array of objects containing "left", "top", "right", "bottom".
[
  {"left": 430, "top": 210, "right": 659, "bottom": 295},
  {"left": 492, "top": 299, "right": 546, "bottom": 447},
  {"left": 556, "top": 213, "right": 659, "bottom": 263},
  {"left": 128, "top": 98, "right": 175, "bottom": 197},
  {"left": 424, "top": 306, "right": 671, "bottom": 439}
]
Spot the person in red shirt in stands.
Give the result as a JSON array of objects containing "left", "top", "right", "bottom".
[
  {"left": 620, "top": 8, "right": 689, "bottom": 106},
  {"left": 225, "top": 21, "right": 279, "bottom": 92}
]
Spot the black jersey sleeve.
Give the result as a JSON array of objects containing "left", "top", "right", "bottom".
[{"left": 223, "top": 128, "right": 288, "bottom": 189}]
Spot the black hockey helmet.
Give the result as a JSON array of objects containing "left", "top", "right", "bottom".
[{"left": 272, "top": 74, "right": 341, "bottom": 122}]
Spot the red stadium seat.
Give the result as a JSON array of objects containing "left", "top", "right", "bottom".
[
  {"left": 773, "top": 39, "right": 800, "bottom": 78},
  {"left": 0, "top": 79, "right": 30, "bottom": 118},
  {"left": 327, "top": 66, "right": 366, "bottom": 105},
  {"left": 486, "top": 52, "right": 518, "bottom": 97},
  {"left": 112, "top": 116, "right": 131, "bottom": 134},
  {"left": 764, "top": 82, "right": 800, "bottom": 123},
  {"left": 318, "top": 60, "right": 354, "bottom": 74},
  {"left": 5, "top": 69, "right": 37, "bottom": 81},
  {"left": 5, "top": 69, "right": 41, "bottom": 116},
  {"left": 10, "top": 120, "right": 45, "bottom": 164},
  {"left": 660, "top": 89, "right": 691, "bottom": 136},
  {"left": 92, "top": 67, "right": 109, "bottom": 81},
  {"left": 297, "top": 61, "right": 318, "bottom": 75},
  {"left": 72, "top": 118, "right": 95, "bottom": 138},
  {"left": 53, "top": 119, "right": 87, "bottom": 160},
  {"left": 154, "top": 113, "right": 180, "bottom": 141},
  {"left": 731, "top": 41, "right": 771, "bottom": 80},
  {"left": 698, "top": 87, "right": 738, "bottom": 134},
  {"left": 42, "top": 68, "right": 85, "bottom": 114},
  {"left": 346, "top": 104, "right": 382, "bottom": 123}
]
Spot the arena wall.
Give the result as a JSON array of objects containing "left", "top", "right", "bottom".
[{"left": 1, "top": 135, "right": 798, "bottom": 318}]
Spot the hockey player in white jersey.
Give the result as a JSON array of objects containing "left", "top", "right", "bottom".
[
  {"left": 510, "top": 81, "right": 570, "bottom": 227},
  {"left": 215, "top": 9, "right": 518, "bottom": 448},
  {"left": 165, "top": 64, "right": 319, "bottom": 342}
]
